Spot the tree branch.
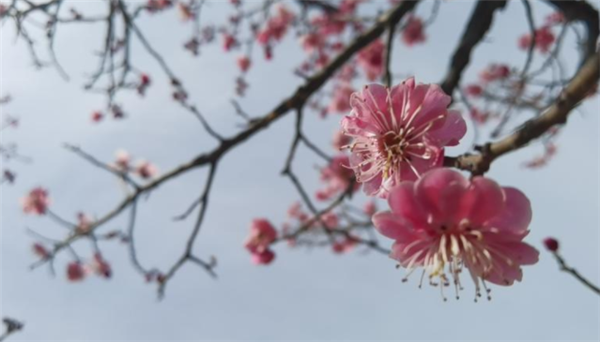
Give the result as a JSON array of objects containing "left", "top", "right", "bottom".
[
  {"left": 440, "top": 0, "right": 507, "bottom": 96},
  {"left": 446, "top": 51, "right": 599, "bottom": 175}
]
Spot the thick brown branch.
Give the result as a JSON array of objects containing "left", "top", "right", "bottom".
[{"left": 440, "top": 0, "right": 507, "bottom": 96}]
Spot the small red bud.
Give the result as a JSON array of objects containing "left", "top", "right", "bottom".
[{"left": 543, "top": 237, "right": 559, "bottom": 252}]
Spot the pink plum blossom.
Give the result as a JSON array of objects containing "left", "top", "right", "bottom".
[
  {"left": 357, "top": 40, "right": 385, "bottom": 81},
  {"left": 479, "top": 64, "right": 511, "bottom": 83},
  {"left": 402, "top": 16, "right": 426, "bottom": 46},
  {"left": 469, "top": 107, "right": 491, "bottom": 125},
  {"left": 332, "top": 236, "right": 357, "bottom": 254},
  {"left": 146, "top": 0, "right": 172, "bottom": 13},
  {"left": 311, "top": 15, "right": 346, "bottom": 36},
  {"left": 315, "top": 154, "right": 359, "bottom": 201},
  {"left": 310, "top": 0, "right": 360, "bottom": 36},
  {"left": 251, "top": 249, "right": 275, "bottom": 265},
  {"left": 518, "top": 26, "right": 555, "bottom": 54},
  {"left": 22, "top": 187, "right": 50, "bottom": 215},
  {"left": 341, "top": 79, "right": 466, "bottom": 198},
  {"left": 300, "top": 33, "right": 325, "bottom": 53},
  {"left": 322, "top": 212, "right": 339, "bottom": 229},
  {"left": 372, "top": 168, "right": 539, "bottom": 300},
  {"left": 464, "top": 84, "right": 483, "bottom": 97},
  {"left": 256, "top": 5, "right": 294, "bottom": 46},
  {"left": 328, "top": 84, "right": 355, "bottom": 114},
  {"left": 288, "top": 202, "right": 308, "bottom": 222},
  {"left": 245, "top": 219, "right": 277, "bottom": 265}
]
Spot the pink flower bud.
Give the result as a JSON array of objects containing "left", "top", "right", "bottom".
[{"left": 67, "top": 262, "right": 86, "bottom": 282}]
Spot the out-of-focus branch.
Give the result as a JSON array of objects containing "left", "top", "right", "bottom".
[
  {"left": 446, "top": 51, "right": 599, "bottom": 175},
  {"left": 547, "top": 0, "right": 599, "bottom": 66},
  {"left": 440, "top": 0, "right": 507, "bottom": 96},
  {"left": 0, "top": 318, "right": 23, "bottom": 342},
  {"left": 383, "top": 21, "right": 399, "bottom": 88},
  {"left": 35, "top": 1, "right": 419, "bottom": 282},
  {"left": 31, "top": 1, "right": 416, "bottom": 296}
]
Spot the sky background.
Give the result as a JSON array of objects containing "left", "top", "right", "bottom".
[{"left": 1, "top": 0, "right": 599, "bottom": 340}]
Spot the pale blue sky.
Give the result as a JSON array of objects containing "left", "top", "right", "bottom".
[{"left": 1, "top": 1, "right": 599, "bottom": 340}]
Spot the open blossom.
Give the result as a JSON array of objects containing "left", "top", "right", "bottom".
[
  {"left": 479, "top": 64, "right": 511, "bottom": 83},
  {"left": 328, "top": 84, "right": 355, "bottom": 114},
  {"left": 341, "top": 79, "right": 466, "bottom": 198},
  {"left": 518, "top": 26, "right": 555, "bottom": 54},
  {"left": 310, "top": 0, "right": 359, "bottom": 36},
  {"left": 315, "top": 154, "right": 359, "bottom": 201},
  {"left": 332, "top": 236, "right": 357, "bottom": 254},
  {"left": 469, "top": 107, "right": 491, "bottom": 125},
  {"left": 464, "top": 84, "right": 483, "bottom": 97},
  {"left": 245, "top": 219, "right": 277, "bottom": 265},
  {"left": 357, "top": 40, "right": 384, "bottom": 81},
  {"left": 372, "top": 168, "right": 539, "bottom": 300},
  {"left": 22, "top": 187, "right": 50, "bottom": 215},
  {"left": 402, "top": 16, "right": 426, "bottom": 46},
  {"left": 256, "top": 5, "right": 294, "bottom": 46},
  {"left": 300, "top": 33, "right": 325, "bottom": 53}
]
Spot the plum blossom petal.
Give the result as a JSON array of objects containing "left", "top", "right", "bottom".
[
  {"left": 372, "top": 168, "right": 538, "bottom": 300},
  {"left": 341, "top": 78, "right": 466, "bottom": 198}
]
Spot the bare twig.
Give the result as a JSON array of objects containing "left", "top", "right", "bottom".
[{"left": 551, "top": 251, "right": 600, "bottom": 296}]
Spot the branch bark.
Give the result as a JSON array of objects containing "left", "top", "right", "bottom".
[
  {"left": 440, "top": 0, "right": 507, "bottom": 96},
  {"left": 446, "top": 51, "right": 600, "bottom": 174}
]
